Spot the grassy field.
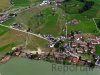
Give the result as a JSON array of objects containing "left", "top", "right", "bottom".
[
  {"left": 11, "top": 0, "right": 31, "bottom": 6},
  {"left": 95, "top": 45, "right": 100, "bottom": 55},
  {"left": 2, "top": 17, "right": 15, "bottom": 26},
  {"left": 0, "top": 0, "right": 10, "bottom": 11},
  {"left": 64, "top": 0, "right": 100, "bottom": 34},
  {"left": 29, "top": 0, "right": 39, "bottom": 3},
  {"left": 15, "top": 5, "right": 65, "bottom": 37},
  {"left": 0, "top": 26, "right": 9, "bottom": 36},
  {"left": 0, "top": 26, "right": 49, "bottom": 53},
  {"left": 67, "top": 14, "right": 97, "bottom": 33},
  {"left": 59, "top": 0, "right": 84, "bottom": 14}
]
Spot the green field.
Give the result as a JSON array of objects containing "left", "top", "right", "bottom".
[
  {"left": 95, "top": 45, "right": 100, "bottom": 55},
  {"left": 0, "top": 26, "right": 9, "bottom": 36},
  {"left": 64, "top": 0, "right": 100, "bottom": 34},
  {"left": 15, "top": 5, "right": 65, "bottom": 37},
  {"left": 67, "top": 15, "right": 97, "bottom": 33},
  {"left": 59, "top": 0, "right": 84, "bottom": 14},
  {"left": 2, "top": 17, "right": 15, "bottom": 26},
  {"left": 11, "top": 0, "right": 31, "bottom": 6}
]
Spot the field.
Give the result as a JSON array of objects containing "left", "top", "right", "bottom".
[
  {"left": 0, "top": 26, "right": 49, "bottom": 53},
  {"left": 0, "top": 0, "right": 10, "bottom": 11},
  {"left": 66, "top": 14, "right": 97, "bottom": 33},
  {"left": 2, "top": 5, "right": 66, "bottom": 37},
  {"left": 11, "top": 0, "right": 31, "bottom": 6},
  {"left": 59, "top": 0, "right": 84, "bottom": 14},
  {"left": 2, "top": 17, "right": 15, "bottom": 26},
  {"left": 0, "top": 26, "right": 9, "bottom": 36},
  {"left": 1, "top": 0, "right": 100, "bottom": 36},
  {"left": 95, "top": 45, "right": 100, "bottom": 55},
  {"left": 63, "top": 0, "right": 100, "bottom": 34}
]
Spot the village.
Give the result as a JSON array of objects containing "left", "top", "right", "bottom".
[
  {"left": 0, "top": 0, "right": 100, "bottom": 73},
  {"left": 0, "top": 30, "right": 100, "bottom": 68}
]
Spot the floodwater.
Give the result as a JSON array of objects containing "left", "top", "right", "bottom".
[{"left": 0, "top": 57, "right": 100, "bottom": 75}]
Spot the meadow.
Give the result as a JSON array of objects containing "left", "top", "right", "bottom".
[
  {"left": 64, "top": 0, "right": 100, "bottom": 34},
  {"left": 11, "top": 0, "right": 31, "bottom": 6},
  {"left": 15, "top": 5, "right": 66, "bottom": 37}
]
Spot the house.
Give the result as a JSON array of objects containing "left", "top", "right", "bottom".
[
  {"left": 40, "top": 0, "right": 50, "bottom": 6},
  {"left": 71, "top": 42, "right": 77, "bottom": 47},
  {"left": 95, "top": 56, "right": 100, "bottom": 66},
  {"left": 84, "top": 46, "right": 88, "bottom": 53},
  {"left": 96, "top": 36, "right": 100, "bottom": 40},
  {"left": 91, "top": 40, "right": 98, "bottom": 44},
  {"left": 98, "top": 40, "right": 100, "bottom": 44},
  {"left": 90, "top": 36, "right": 96, "bottom": 40},
  {"left": 80, "top": 42, "right": 87, "bottom": 47},
  {"left": 0, "top": 16, "right": 3, "bottom": 21},
  {"left": 74, "top": 34, "right": 83, "bottom": 41},
  {"left": 73, "top": 57, "right": 79, "bottom": 64},
  {"left": 77, "top": 48, "right": 84, "bottom": 53},
  {"left": 90, "top": 46, "right": 96, "bottom": 53},
  {"left": 55, "top": 0, "right": 63, "bottom": 5},
  {"left": 71, "top": 19, "right": 80, "bottom": 24},
  {"left": 12, "top": 46, "right": 23, "bottom": 51}
]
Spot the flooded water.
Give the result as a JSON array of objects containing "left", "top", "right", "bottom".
[{"left": 0, "top": 57, "right": 100, "bottom": 75}]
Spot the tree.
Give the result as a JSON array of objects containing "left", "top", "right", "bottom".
[
  {"left": 63, "top": 0, "right": 71, "bottom": 2},
  {"left": 79, "top": 1, "right": 94, "bottom": 13},
  {"left": 77, "top": 0, "right": 86, "bottom": 2},
  {"left": 59, "top": 45, "right": 65, "bottom": 52},
  {"left": 97, "top": 21, "right": 100, "bottom": 29}
]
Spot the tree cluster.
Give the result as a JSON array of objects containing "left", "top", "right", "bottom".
[
  {"left": 79, "top": 1, "right": 95, "bottom": 13},
  {"left": 97, "top": 21, "right": 100, "bottom": 29},
  {"left": 63, "top": 0, "right": 71, "bottom": 2},
  {"left": 77, "top": 0, "right": 86, "bottom": 2}
]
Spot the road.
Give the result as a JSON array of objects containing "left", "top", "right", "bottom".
[{"left": 0, "top": 24, "right": 50, "bottom": 42}]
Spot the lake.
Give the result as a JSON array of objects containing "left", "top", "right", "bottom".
[{"left": 0, "top": 57, "right": 100, "bottom": 75}]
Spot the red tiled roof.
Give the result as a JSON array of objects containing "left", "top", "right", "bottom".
[
  {"left": 75, "top": 34, "right": 83, "bottom": 39},
  {"left": 91, "top": 40, "right": 98, "bottom": 44},
  {"left": 73, "top": 57, "right": 78, "bottom": 64},
  {"left": 72, "top": 42, "right": 77, "bottom": 47},
  {"left": 90, "top": 36, "right": 96, "bottom": 40},
  {"left": 96, "top": 36, "right": 100, "bottom": 40},
  {"left": 80, "top": 42, "right": 87, "bottom": 46}
]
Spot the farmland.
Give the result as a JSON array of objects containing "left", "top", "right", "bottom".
[
  {"left": 0, "top": 26, "right": 49, "bottom": 53},
  {"left": 0, "top": 0, "right": 10, "bottom": 11}
]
